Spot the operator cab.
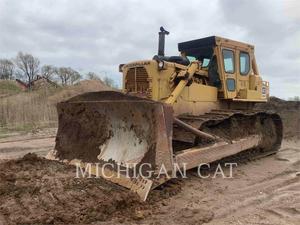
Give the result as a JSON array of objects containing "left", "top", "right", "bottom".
[{"left": 177, "top": 36, "right": 268, "bottom": 101}]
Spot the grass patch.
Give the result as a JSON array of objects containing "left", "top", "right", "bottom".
[{"left": 0, "top": 80, "right": 22, "bottom": 96}]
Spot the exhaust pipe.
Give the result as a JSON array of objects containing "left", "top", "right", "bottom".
[{"left": 158, "top": 26, "right": 169, "bottom": 56}]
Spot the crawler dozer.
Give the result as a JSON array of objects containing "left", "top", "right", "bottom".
[{"left": 47, "top": 27, "right": 282, "bottom": 200}]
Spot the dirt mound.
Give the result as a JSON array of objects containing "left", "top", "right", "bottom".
[
  {"left": 0, "top": 153, "right": 155, "bottom": 225},
  {"left": 0, "top": 152, "right": 188, "bottom": 224},
  {"left": 48, "top": 79, "right": 112, "bottom": 104},
  {"left": 255, "top": 97, "right": 300, "bottom": 138}
]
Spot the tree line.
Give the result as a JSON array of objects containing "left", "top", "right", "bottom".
[{"left": 0, "top": 52, "right": 116, "bottom": 89}]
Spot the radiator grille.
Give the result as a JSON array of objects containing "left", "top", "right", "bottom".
[{"left": 125, "top": 67, "right": 150, "bottom": 93}]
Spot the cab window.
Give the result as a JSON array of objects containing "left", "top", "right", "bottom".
[
  {"left": 226, "top": 78, "right": 235, "bottom": 91},
  {"left": 187, "top": 56, "right": 196, "bottom": 62},
  {"left": 202, "top": 58, "right": 210, "bottom": 67},
  {"left": 222, "top": 49, "right": 235, "bottom": 73},
  {"left": 239, "top": 52, "right": 250, "bottom": 75}
]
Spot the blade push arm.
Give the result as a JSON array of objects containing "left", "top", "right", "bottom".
[{"left": 165, "top": 61, "right": 199, "bottom": 105}]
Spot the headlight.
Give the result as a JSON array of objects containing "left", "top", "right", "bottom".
[{"left": 158, "top": 60, "right": 164, "bottom": 70}]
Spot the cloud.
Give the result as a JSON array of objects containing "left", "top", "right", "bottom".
[
  {"left": 218, "top": 0, "right": 300, "bottom": 98},
  {"left": 0, "top": 0, "right": 299, "bottom": 98}
]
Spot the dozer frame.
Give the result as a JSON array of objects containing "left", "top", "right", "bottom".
[{"left": 48, "top": 28, "right": 282, "bottom": 201}]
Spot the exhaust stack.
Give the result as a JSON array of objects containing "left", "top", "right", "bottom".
[{"left": 158, "top": 26, "right": 169, "bottom": 56}]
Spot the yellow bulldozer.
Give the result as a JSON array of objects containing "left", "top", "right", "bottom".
[{"left": 47, "top": 27, "right": 282, "bottom": 200}]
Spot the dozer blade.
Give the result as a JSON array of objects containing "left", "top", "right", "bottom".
[{"left": 47, "top": 91, "right": 174, "bottom": 201}]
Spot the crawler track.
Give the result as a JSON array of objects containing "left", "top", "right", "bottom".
[{"left": 173, "top": 109, "right": 283, "bottom": 161}]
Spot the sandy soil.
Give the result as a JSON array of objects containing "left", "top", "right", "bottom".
[{"left": 0, "top": 134, "right": 299, "bottom": 225}]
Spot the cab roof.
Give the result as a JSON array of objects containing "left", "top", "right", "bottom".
[
  {"left": 178, "top": 36, "right": 254, "bottom": 59},
  {"left": 178, "top": 36, "right": 254, "bottom": 52}
]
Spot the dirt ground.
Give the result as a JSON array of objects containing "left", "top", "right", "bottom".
[
  {"left": 0, "top": 128, "right": 56, "bottom": 161},
  {"left": 0, "top": 137, "right": 299, "bottom": 225},
  {"left": 0, "top": 98, "right": 299, "bottom": 225}
]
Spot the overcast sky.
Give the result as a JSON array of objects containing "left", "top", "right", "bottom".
[{"left": 0, "top": 0, "right": 299, "bottom": 99}]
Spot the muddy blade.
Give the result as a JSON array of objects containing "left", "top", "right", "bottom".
[{"left": 50, "top": 91, "right": 174, "bottom": 200}]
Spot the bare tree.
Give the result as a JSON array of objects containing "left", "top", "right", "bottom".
[
  {"left": 70, "top": 71, "right": 82, "bottom": 85},
  {"left": 55, "top": 67, "right": 70, "bottom": 86},
  {"left": 0, "top": 59, "right": 15, "bottom": 80},
  {"left": 41, "top": 65, "right": 56, "bottom": 80},
  {"left": 103, "top": 76, "right": 116, "bottom": 88},
  {"left": 14, "top": 52, "right": 40, "bottom": 89},
  {"left": 55, "top": 67, "right": 81, "bottom": 86},
  {"left": 87, "top": 72, "right": 101, "bottom": 80}
]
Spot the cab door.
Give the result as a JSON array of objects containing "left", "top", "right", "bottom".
[
  {"left": 221, "top": 47, "right": 237, "bottom": 99},
  {"left": 236, "top": 49, "right": 251, "bottom": 98}
]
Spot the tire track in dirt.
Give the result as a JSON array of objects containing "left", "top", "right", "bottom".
[
  {"left": 150, "top": 141, "right": 300, "bottom": 225},
  {"left": 203, "top": 142, "right": 300, "bottom": 225},
  {"left": 214, "top": 175, "right": 300, "bottom": 218}
]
